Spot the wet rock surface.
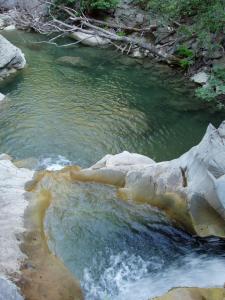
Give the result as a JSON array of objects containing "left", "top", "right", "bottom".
[
  {"left": 0, "top": 157, "right": 34, "bottom": 276},
  {"left": 153, "top": 287, "right": 225, "bottom": 300},
  {"left": 82, "top": 121, "right": 225, "bottom": 238},
  {"left": 0, "top": 34, "right": 26, "bottom": 80}
]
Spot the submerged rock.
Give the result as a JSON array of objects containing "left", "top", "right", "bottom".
[
  {"left": 0, "top": 35, "right": 26, "bottom": 80},
  {"left": 81, "top": 121, "right": 225, "bottom": 238},
  {"left": 13, "top": 157, "right": 39, "bottom": 170},
  {"left": 56, "top": 56, "right": 90, "bottom": 68}
]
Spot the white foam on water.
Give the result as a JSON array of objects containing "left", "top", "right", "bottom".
[
  {"left": 82, "top": 251, "right": 225, "bottom": 300},
  {"left": 0, "top": 277, "right": 23, "bottom": 300},
  {"left": 37, "top": 155, "right": 72, "bottom": 171}
]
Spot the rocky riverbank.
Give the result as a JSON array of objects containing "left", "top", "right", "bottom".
[
  {"left": 0, "top": 156, "right": 33, "bottom": 299},
  {"left": 1, "top": 0, "right": 224, "bottom": 108}
]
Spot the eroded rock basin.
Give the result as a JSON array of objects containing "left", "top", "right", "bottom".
[
  {"left": 0, "top": 30, "right": 225, "bottom": 300},
  {"left": 43, "top": 176, "right": 225, "bottom": 300}
]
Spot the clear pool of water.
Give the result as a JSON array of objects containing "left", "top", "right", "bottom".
[{"left": 0, "top": 30, "right": 223, "bottom": 168}]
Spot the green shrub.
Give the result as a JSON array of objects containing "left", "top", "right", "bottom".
[
  {"left": 176, "top": 45, "right": 193, "bottom": 58},
  {"left": 55, "top": 0, "right": 118, "bottom": 12},
  {"left": 140, "top": 0, "right": 225, "bottom": 48},
  {"left": 196, "top": 66, "right": 225, "bottom": 109},
  {"left": 117, "top": 31, "right": 126, "bottom": 36},
  {"left": 179, "top": 58, "right": 193, "bottom": 69},
  {"left": 176, "top": 45, "right": 194, "bottom": 69}
]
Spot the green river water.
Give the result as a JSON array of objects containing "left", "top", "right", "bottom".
[{"left": 1, "top": 30, "right": 225, "bottom": 300}]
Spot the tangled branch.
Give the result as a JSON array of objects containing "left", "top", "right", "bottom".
[{"left": 13, "top": 2, "right": 179, "bottom": 64}]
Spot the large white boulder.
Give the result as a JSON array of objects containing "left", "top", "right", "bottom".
[
  {"left": 0, "top": 34, "right": 26, "bottom": 79},
  {"left": 81, "top": 121, "right": 225, "bottom": 237},
  {"left": 0, "top": 158, "right": 34, "bottom": 276},
  {"left": 0, "top": 92, "right": 5, "bottom": 101}
]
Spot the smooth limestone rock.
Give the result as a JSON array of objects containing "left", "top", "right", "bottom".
[
  {"left": 0, "top": 153, "right": 12, "bottom": 160},
  {"left": 76, "top": 151, "right": 155, "bottom": 186},
  {"left": 152, "top": 287, "right": 225, "bottom": 300},
  {"left": 0, "top": 35, "right": 26, "bottom": 80},
  {"left": 70, "top": 31, "right": 109, "bottom": 47},
  {"left": 191, "top": 71, "right": 209, "bottom": 85},
  {"left": 0, "top": 92, "right": 5, "bottom": 101},
  {"left": 83, "top": 122, "right": 225, "bottom": 237},
  {"left": 0, "top": 158, "right": 34, "bottom": 276},
  {"left": 3, "top": 24, "right": 16, "bottom": 31}
]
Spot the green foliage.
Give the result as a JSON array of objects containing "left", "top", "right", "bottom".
[
  {"left": 196, "top": 66, "right": 225, "bottom": 109},
  {"left": 179, "top": 58, "right": 193, "bottom": 69},
  {"left": 146, "top": 0, "right": 224, "bottom": 26},
  {"left": 141, "top": 0, "right": 225, "bottom": 48},
  {"left": 117, "top": 31, "right": 126, "bottom": 36},
  {"left": 176, "top": 45, "right": 193, "bottom": 58},
  {"left": 55, "top": 0, "right": 118, "bottom": 12},
  {"left": 176, "top": 45, "right": 194, "bottom": 69}
]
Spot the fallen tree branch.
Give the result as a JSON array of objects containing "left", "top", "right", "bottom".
[
  {"left": 12, "top": 3, "right": 179, "bottom": 64},
  {"left": 61, "top": 7, "right": 157, "bottom": 33}
]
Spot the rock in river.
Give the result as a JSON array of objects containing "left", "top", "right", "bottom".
[
  {"left": 56, "top": 56, "right": 90, "bottom": 68},
  {"left": 0, "top": 92, "right": 5, "bottom": 101},
  {"left": 78, "top": 121, "right": 225, "bottom": 238},
  {"left": 0, "top": 34, "right": 26, "bottom": 80}
]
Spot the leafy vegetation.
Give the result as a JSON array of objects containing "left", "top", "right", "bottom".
[
  {"left": 143, "top": 0, "right": 225, "bottom": 106},
  {"left": 147, "top": 0, "right": 224, "bottom": 30},
  {"left": 141, "top": 0, "right": 225, "bottom": 48},
  {"left": 176, "top": 45, "right": 194, "bottom": 69},
  {"left": 55, "top": 0, "right": 118, "bottom": 12},
  {"left": 116, "top": 31, "right": 126, "bottom": 36},
  {"left": 196, "top": 66, "right": 225, "bottom": 109}
]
